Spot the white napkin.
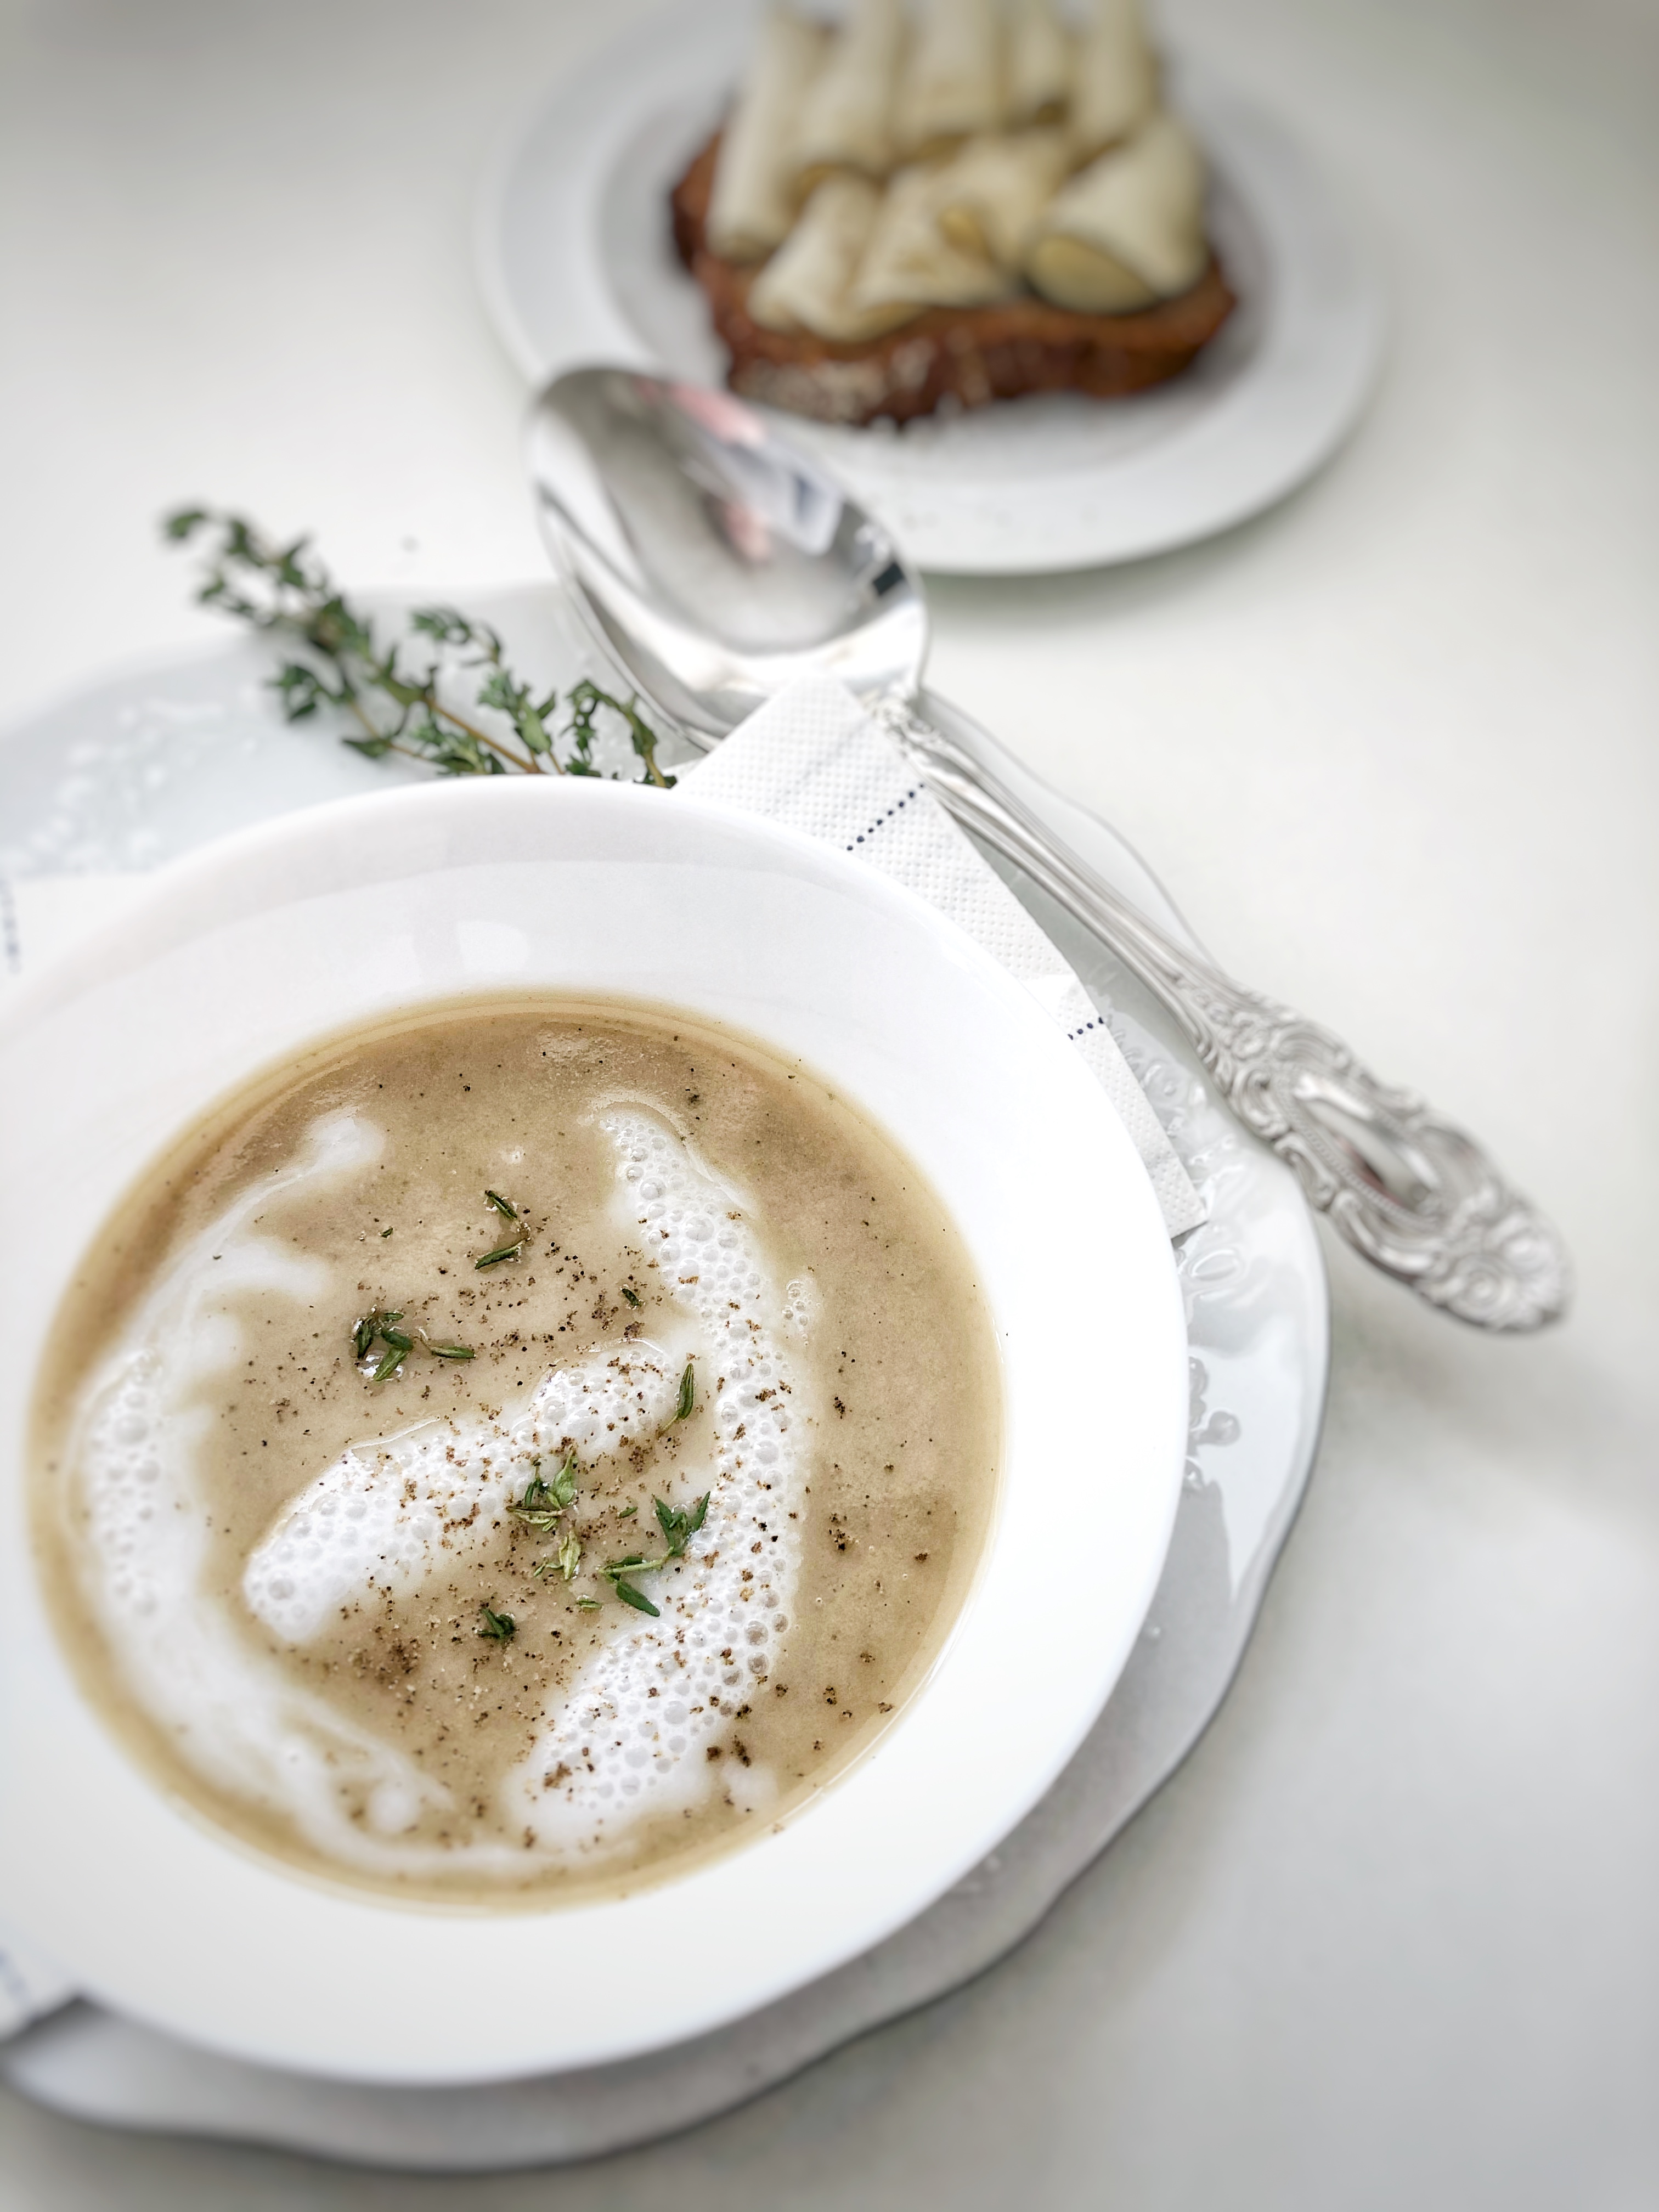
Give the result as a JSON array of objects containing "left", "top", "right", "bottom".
[{"left": 686, "top": 676, "right": 1204, "bottom": 1237}]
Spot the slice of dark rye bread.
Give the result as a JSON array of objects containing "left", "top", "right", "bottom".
[{"left": 671, "top": 133, "right": 1235, "bottom": 427}]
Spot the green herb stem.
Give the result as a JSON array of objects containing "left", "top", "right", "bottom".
[{"left": 163, "top": 509, "right": 675, "bottom": 787}]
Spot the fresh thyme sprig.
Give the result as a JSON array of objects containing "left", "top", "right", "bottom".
[
  {"left": 163, "top": 508, "right": 676, "bottom": 788},
  {"left": 604, "top": 1491, "right": 711, "bottom": 1618},
  {"left": 512, "top": 1456, "right": 585, "bottom": 1584},
  {"left": 510, "top": 1454, "right": 579, "bottom": 1531}
]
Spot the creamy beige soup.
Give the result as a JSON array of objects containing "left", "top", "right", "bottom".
[{"left": 31, "top": 998, "right": 1001, "bottom": 1905}]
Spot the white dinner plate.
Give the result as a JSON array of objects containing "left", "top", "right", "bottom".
[{"left": 475, "top": 0, "right": 1384, "bottom": 574}]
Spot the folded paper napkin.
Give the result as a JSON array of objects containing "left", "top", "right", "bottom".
[{"left": 686, "top": 676, "right": 1204, "bottom": 1236}]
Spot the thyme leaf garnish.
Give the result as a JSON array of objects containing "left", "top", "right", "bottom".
[
  {"left": 353, "top": 1309, "right": 401, "bottom": 1361},
  {"left": 511, "top": 1454, "right": 579, "bottom": 1531},
  {"left": 353, "top": 1310, "right": 472, "bottom": 1380},
  {"left": 602, "top": 1489, "right": 710, "bottom": 1613},
  {"left": 612, "top": 1579, "right": 661, "bottom": 1618},
  {"left": 533, "top": 1531, "right": 584, "bottom": 1584},
  {"left": 484, "top": 1190, "right": 517, "bottom": 1220},
  {"left": 477, "top": 1600, "right": 516, "bottom": 1643},
  {"left": 620, "top": 1285, "right": 642, "bottom": 1310},
  {"left": 654, "top": 1492, "right": 711, "bottom": 1554},
  {"left": 163, "top": 509, "right": 677, "bottom": 787},
  {"left": 475, "top": 1237, "right": 526, "bottom": 1270},
  {"left": 673, "top": 1361, "right": 696, "bottom": 1423},
  {"left": 515, "top": 1457, "right": 588, "bottom": 1584}
]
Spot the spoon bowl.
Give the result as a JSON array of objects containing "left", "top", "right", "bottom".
[{"left": 528, "top": 369, "right": 926, "bottom": 737}]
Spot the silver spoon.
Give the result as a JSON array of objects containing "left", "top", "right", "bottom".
[{"left": 526, "top": 366, "right": 1568, "bottom": 1332}]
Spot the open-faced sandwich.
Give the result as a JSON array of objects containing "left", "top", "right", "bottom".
[{"left": 671, "top": 0, "right": 1234, "bottom": 427}]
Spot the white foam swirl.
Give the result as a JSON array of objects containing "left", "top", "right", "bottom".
[
  {"left": 70, "top": 1115, "right": 477, "bottom": 1859},
  {"left": 242, "top": 1351, "right": 681, "bottom": 1645},
  {"left": 506, "top": 1107, "right": 804, "bottom": 1847},
  {"left": 66, "top": 1103, "right": 810, "bottom": 1878}
]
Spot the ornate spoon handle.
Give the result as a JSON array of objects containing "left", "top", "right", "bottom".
[{"left": 886, "top": 706, "right": 1570, "bottom": 1331}]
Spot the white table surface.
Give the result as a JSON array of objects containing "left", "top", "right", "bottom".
[{"left": 1, "top": 0, "right": 1656, "bottom": 2204}]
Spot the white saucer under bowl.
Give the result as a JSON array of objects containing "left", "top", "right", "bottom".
[{"left": 0, "top": 594, "right": 1327, "bottom": 2164}]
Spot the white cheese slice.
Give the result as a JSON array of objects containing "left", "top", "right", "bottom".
[
  {"left": 749, "top": 172, "right": 923, "bottom": 341},
  {"left": 1006, "top": 0, "right": 1074, "bottom": 126},
  {"left": 707, "top": 7, "right": 828, "bottom": 263},
  {"left": 796, "top": 0, "right": 906, "bottom": 182},
  {"left": 933, "top": 127, "right": 1072, "bottom": 269},
  {"left": 895, "top": 0, "right": 1003, "bottom": 156},
  {"left": 851, "top": 159, "right": 1019, "bottom": 311},
  {"left": 1071, "top": 0, "right": 1159, "bottom": 157},
  {"left": 1027, "top": 108, "right": 1208, "bottom": 311}
]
